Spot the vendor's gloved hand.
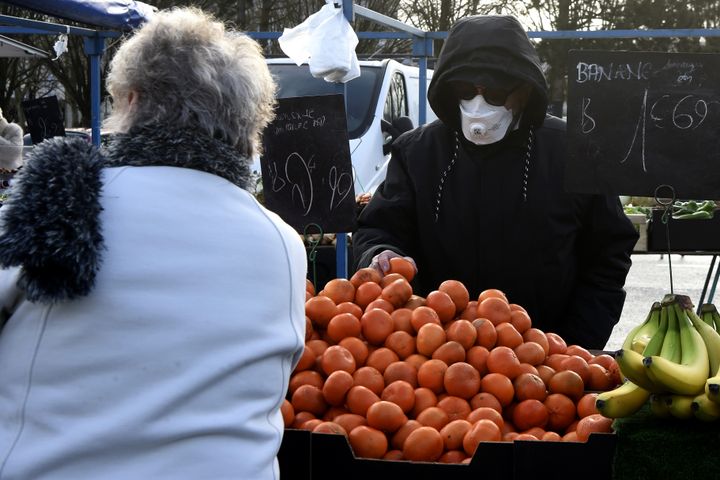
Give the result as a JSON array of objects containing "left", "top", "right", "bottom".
[{"left": 370, "top": 249, "right": 417, "bottom": 277}]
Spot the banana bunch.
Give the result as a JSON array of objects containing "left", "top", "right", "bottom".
[{"left": 596, "top": 294, "right": 720, "bottom": 421}]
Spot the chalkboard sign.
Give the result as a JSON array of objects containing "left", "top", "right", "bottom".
[
  {"left": 566, "top": 50, "right": 720, "bottom": 199},
  {"left": 21, "top": 95, "right": 65, "bottom": 144},
  {"left": 260, "top": 94, "right": 356, "bottom": 233}
]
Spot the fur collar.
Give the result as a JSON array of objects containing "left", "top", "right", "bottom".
[{"left": 0, "top": 128, "right": 251, "bottom": 303}]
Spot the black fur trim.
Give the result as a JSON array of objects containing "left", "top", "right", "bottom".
[
  {"left": 103, "top": 125, "right": 251, "bottom": 189},
  {"left": 0, "top": 137, "right": 104, "bottom": 303}
]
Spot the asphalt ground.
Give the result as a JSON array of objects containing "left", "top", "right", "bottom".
[{"left": 605, "top": 253, "right": 718, "bottom": 351}]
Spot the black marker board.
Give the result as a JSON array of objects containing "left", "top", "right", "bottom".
[
  {"left": 21, "top": 95, "right": 65, "bottom": 144},
  {"left": 261, "top": 94, "right": 356, "bottom": 233},
  {"left": 566, "top": 50, "right": 720, "bottom": 200}
]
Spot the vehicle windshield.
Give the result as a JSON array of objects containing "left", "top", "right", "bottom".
[{"left": 268, "top": 64, "right": 383, "bottom": 139}]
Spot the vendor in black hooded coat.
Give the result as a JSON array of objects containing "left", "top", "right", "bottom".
[{"left": 352, "top": 15, "right": 638, "bottom": 350}]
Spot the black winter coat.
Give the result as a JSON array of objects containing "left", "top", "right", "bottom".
[{"left": 352, "top": 15, "right": 638, "bottom": 349}]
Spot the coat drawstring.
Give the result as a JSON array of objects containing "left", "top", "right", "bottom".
[{"left": 434, "top": 129, "right": 535, "bottom": 223}]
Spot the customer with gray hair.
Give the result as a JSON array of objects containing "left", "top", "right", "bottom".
[{"left": 0, "top": 7, "right": 306, "bottom": 479}]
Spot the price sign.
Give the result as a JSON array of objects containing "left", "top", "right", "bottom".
[{"left": 566, "top": 50, "right": 720, "bottom": 199}]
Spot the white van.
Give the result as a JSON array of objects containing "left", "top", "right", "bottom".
[{"left": 254, "top": 58, "right": 436, "bottom": 196}]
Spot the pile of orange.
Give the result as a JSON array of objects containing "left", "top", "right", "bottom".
[{"left": 286, "top": 259, "right": 618, "bottom": 463}]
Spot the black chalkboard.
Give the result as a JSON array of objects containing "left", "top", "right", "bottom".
[
  {"left": 21, "top": 95, "right": 65, "bottom": 144},
  {"left": 566, "top": 50, "right": 720, "bottom": 199},
  {"left": 260, "top": 94, "right": 356, "bottom": 233}
]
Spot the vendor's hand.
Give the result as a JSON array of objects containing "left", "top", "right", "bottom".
[{"left": 370, "top": 249, "right": 417, "bottom": 276}]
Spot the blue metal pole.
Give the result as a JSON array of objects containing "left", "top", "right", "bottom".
[
  {"left": 83, "top": 34, "right": 105, "bottom": 146},
  {"left": 334, "top": 0, "right": 354, "bottom": 279}
]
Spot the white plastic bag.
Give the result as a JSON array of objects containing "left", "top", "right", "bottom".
[{"left": 278, "top": 0, "right": 360, "bottom": 83}]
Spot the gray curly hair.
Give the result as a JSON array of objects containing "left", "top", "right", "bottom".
[{"left": 104, "top": 7, "right": 276, "bottom": 158}]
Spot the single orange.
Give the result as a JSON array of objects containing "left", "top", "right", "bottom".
[
  {"left": 390, "top": 308, "right": 414, "bottom": 333},
  {"left": 444, "top": 362, "right": 481, "bottom": 399},
  {"left": 365, "top": 347, "right": 400, "bottom": 374},
  {"left": 388, "top": 257, "right": 416, "bottom": 282},
  {"left": 352, "top": 366, "right": 385, "bottom": 395},
  {"left": 305, "top": 295, "right": 338, "bottom": 329},
  {"left": 366, "top": 400, "right": 407, "bottom": 433},
  {"left": 383, "top": 361, "right": 418, "bottom": 387},
  {"left": 411, "top": 306, "right": 442, "bottom": 332},
  {"left": 432, "top": 340, "right": 467, "bottom": 366},
  {"left": 326, "top": 312, "right": 362, "bottom": 343},
  {"left": 320, "top": 345, "right": 357, "bottom": 376},
  {"left": 466, "top": 345, "right": 490, "bottom": 376},
  {"left": 384, "top": 330, "right": 416, "bottom": 359},
  {"left": 513, "top": 372, "right": 548, "bottom": 402},
  {"left": 361, "top": 308, "right": 394, "bottom": 345},
  {"left": 354, "top": 281, "right": 383, "bottom": 309},
  {"left": 312, "top": 421, "right": 348, "bottom": 435},
  {"left": 416, "top": 322, "right": 446, "bottom": 356},
  {"left": 439, "top": 419, "right": 473, "bottom": 450},
  {"left": 439, "top": 279, "right": 470, "bottom": 314},
  {"left": 480, "top": 373, "right": 514, "bottom": 407},
  {"left": 462, "top": 419, "right": 502, "bottom": 456},
  {"left": 322, "top": 370, "right": 355, "bottom": 406},
  {"left": 512, "top": 399, "right": 549, "bottom": 431},
  {"left": 478, "top": 288, "right": 508, "bottom": 303},
  {"left": 495, "top": 322, "right": 524, "bottom": 349},
  {"left": 473, "top": 318, "right": 498, "bottom": 349},
  {"left": 291, "top": 384, "right": 328, "bottom": 417},
  {"left": 403, "top": 426, "right": 444, "bottom": 462},
  {"left": 486, "top": 346, "right": 522, "bottom": 379},
  {"left": 522, "top": 328, "right": 550, "bottom": 355},
  {"left": 381, "top": 278, "right": 413, "bottom": 308},
  {"left": 350, "top": 267, "right": 383, "bottom": 288},
  {"left": 437, "top": 395, "right": 472, "bottom": 422},
  {"left": 289, "top": 370, "right": 324, "bottom": 396},
  {"left": 545, "top": 332, "right": 568, "bottom": 355},
  {"left": 466, "top": 406, "right": 504, "bottom": 430},
  {"left": 575, "top": 413, "right": 613, "bottom": 442},
  {"left": 514, "top": 341, "right": 547, "bottom": 366},
  {"left": 412, "top": 387, "right": 438, "bottom": 418},
  {"left": 459, "top": 300, "right": 478, "bottom": 321},
  {"left": 543, "top": 393, "right": 577, "bottom": 432},
  {"left": 346, "top": 385, "right": 381, "bottom": 416},
  {"left": 338, "top": 337, "right": 369, "bottom": 368},
  {"left": 417, "top": 358, "right": 448, "bottom": 394},
  {"left": 477, "top": 297, "right": 512, "bottom": 326},
  {"left": 322, "top": 278, "right": 356, "bottom": 305},
  {"left": 446, "top": 319, "right": 477, "bottom": 350},
  {"left": 333, "top": 413, "right": 367, "bottom": 434},
  {"left": 426, "top": 290, "right": 457, "bottom": 323},
  {"left": 348, "top": 425, "right": 388, "bottom": 459},
  {"left": 470, "top": 392, "right": 503, "bottom": 413},
  {"left": 381, "top": 379, "right": 416, "bottom": 413}
]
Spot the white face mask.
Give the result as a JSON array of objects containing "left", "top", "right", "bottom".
[{"left": 459, "top": 95, "right": 514, "bottom": 145}]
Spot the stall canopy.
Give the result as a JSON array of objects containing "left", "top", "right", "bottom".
[
  {"left": 0, "top": 34, "right": 47, "bottom": 57},
  {"left": 2, "top": 0, "right": 156, "bottom": 30}
]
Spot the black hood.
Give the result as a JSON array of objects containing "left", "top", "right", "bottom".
[{"left": 428, "top": 15, "right": 549, "bottom": 130}]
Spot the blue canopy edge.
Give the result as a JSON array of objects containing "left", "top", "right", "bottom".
[{"left": 3, "top": 0, "right": 156, "bottom": 30}]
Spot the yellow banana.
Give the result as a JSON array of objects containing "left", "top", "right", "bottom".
[
  {"left": 667, "top": 394, "right": 695, "bottom": 419},
  {"left": 659, "top": 304, "right": 681, "bottom": 363},
  {"left": 686, "top": 307, "right": 720, "bottom": 378},
  {"left": 700, "top": 303, "right": 717, "bottom": 329},
  {"left": 648, "top": 393, "right": 671, "bottom": 418},
  {"left": 692, "top": 392, "right": 720, "bottom": 422},
  {"left": 628, "top": 303, "right": 662, "bottom": 353},
  {"left": 643, "top": 297, "right": 709, "bottom": 395},
  {"left": 615, "top": 304, "right": 668, "bottom": 392},
  {"left": 713, "top": 310, "right": 720, "bottom": 333},
  {"left": 595, "top": 381, "right": 650, "bottom": 419}
]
